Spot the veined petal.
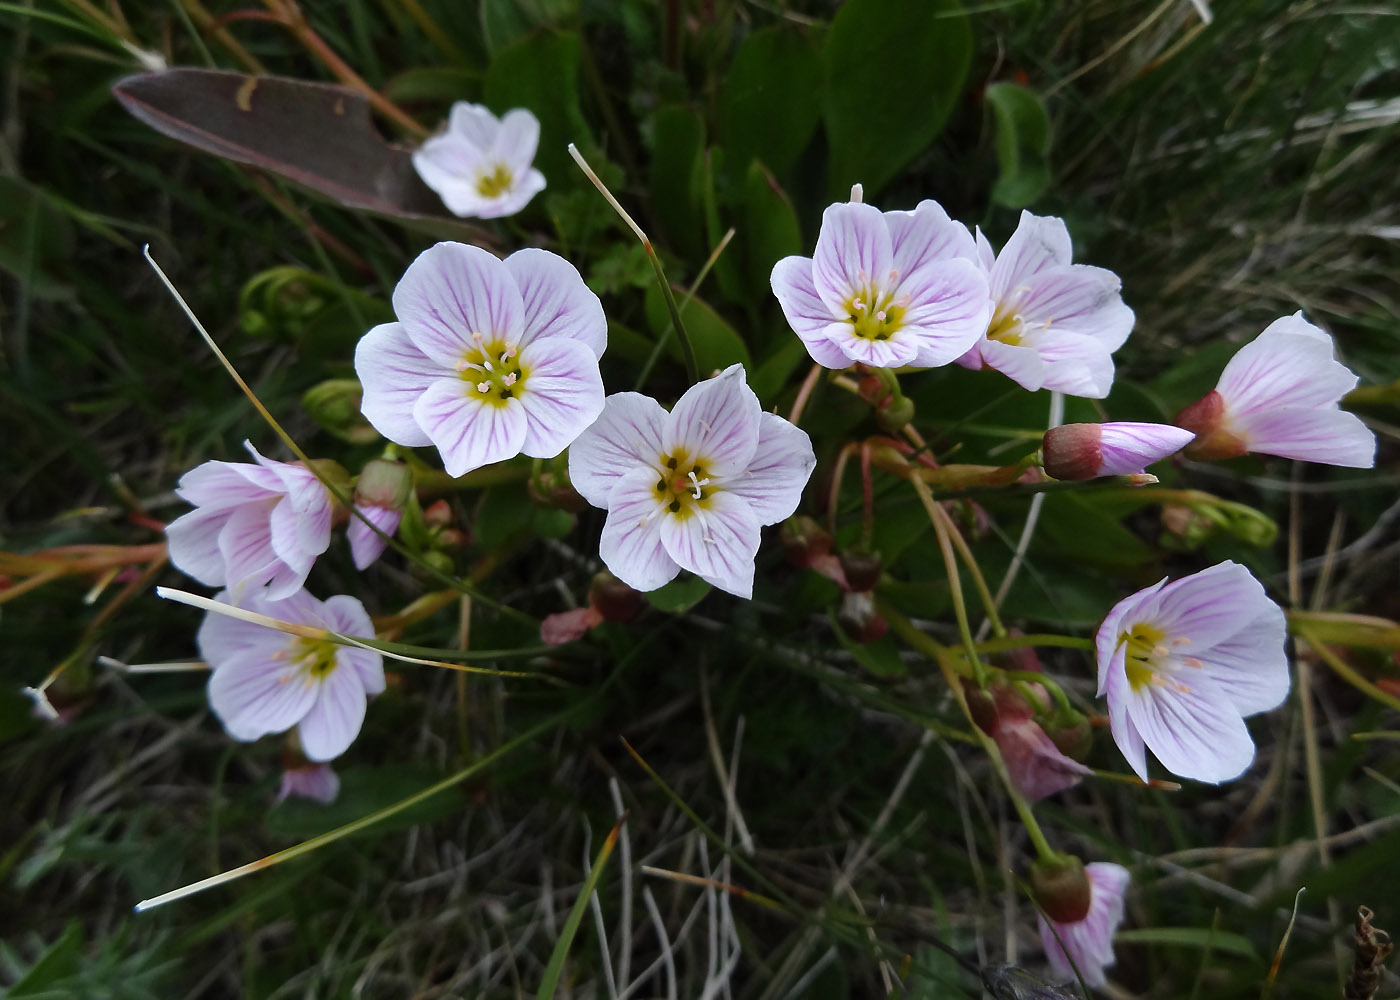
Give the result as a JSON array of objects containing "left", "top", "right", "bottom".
[
  {"left": 447, "top": 101, "right": 500, "bottom": 150},
  {"left": 321, "top": 595, "right": 386, "bottom": 695},
  {"left": 267, "top": 496, "right": 317, "bottom": 580},
  {"left": 664, "top": 365, "right": 762, "bottom": 476},
  {"left": 659, "top": 490, "right": 761, "bottom": 599},
  {"left": 1233, "top": 406, "right": 1376, "bottom": 468},
  {"left": 989, "top": 210, "right": 1072, "bottom": 301},
  {"left": 505, "top": 248, "right": 606, "bottom": 356},
  {"left": 411, "top": 137, "right": 491, "bottom": 215},
  {"left": 348, "top": 505, "right": 402, "bottom": 570},
  {"left": 1217, "top": 317, "right": 1358, "bottom": 415},
  {"left": 727, "top": 412, "right": 816, "bottom": 524},
  {"left": 599, "top": 471, "right": 680, "bottom": 592},
  {"left": 1103, "top": 647, "right": 1150, "bottom": 781},
  {"left": 394, "top": 242, "right": 525, "bottom": 365},
  {"left": 197, "top": 590, "right": 286, "bottom": 663},
  {"left": 1017, "top": 264, "right": 1133, "bottom": 351},
  {"left": 1124, "top": 671, "right": 1255, "bottom": 783},
  {"left": 771, "top": 255, "right": 841, "bottom": 339},
  {"left": 897, "top": 257, "right": 991, "bottom": 367},
  {"left": 493, "top": 108, "right": 541, "bottom": 169},
  {"left": 413, "top": 379, "right": 529, "bottom": 478},
  {"left": 1096, "top": 578, "right": 1168, "bottom": 695},
  {"left": 812, "top": 202, "right": 894, "bottom": 313},
  {"left": 828, "top": 327, "right": 919, "bottom": 369},
  {"left": 973, "top": 338, "right": 1046, "bottom": 392},
  {"left": 883, "top": 199, "right": 977, "bottom": 276},
  {"left": 297, "top": 668, "right": 367, "bottom": 762},
  {"left": 218, "top": 502, "right": 283, "bottom": 593},
  {"left": 1197, "top": 603, "right": 1289, "bottom": 716},
  {"left": 208, "top": 648, "right": 317, "bottom": 742},
  {"left": 516, "top": 338, "right": 606, "bottom": 458},
  {"left": 175, "top": 460, "right": 281, "bottom": 509},
  {"left": 1096, "top": 422, "right": 1197, "bottom": 475},
  {"left": 1029, "top": 330, "right": 1117, "bottom": 398},
  {"left": 354, "top": 322, "right": 437, "bottom": 448},
  {"left": 166, "top": 507, "right": 233, "bottom": 587},
  {"left": 1140, "top": 561, "right": 1275, "bottom": 650},
  {"left": 568, "top": 392, "right": 668, "bottom": 508}
]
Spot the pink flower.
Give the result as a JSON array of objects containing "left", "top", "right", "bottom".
[
  {"left": 166, "top": 442, "right": 334, "bottom": 600},
  {"left": 276, "top": 761, "right": 340, "bottom": 804},
  {"left": 770, "top": 198, "right": 990, "bottom": 369},
  {"left": 568, "top": 365, "right": 816, "bottom": 599},
  {"left": 348, "top": 459, "right": 412, "bottom": 570},
  {"left": 996, "top": 716, "right": 1093, "bottom": 802},
  {"left": 355, "top": 242, "right": 607, "bottom": 478},
  {"left": 1176, "top": 312, "right": 1375, "bottom": 468},
  {"left": 957, "top": 211, "right": 1134, "bottom": 398},
  {"left": 1037, "top": 862, "right": 1130, "bottom": 988},
  {"left": 197, "top": 588, "right": 385, "bottom": 761},
  {"left": 1043, "top": 422, "right": 1196, "bottom": 481},
  {"left": 412, "top": 103, "right": 546, "bottom": 219},
  {"left": 1097, "top": 561, "right": 1289, "bottom": 784}
]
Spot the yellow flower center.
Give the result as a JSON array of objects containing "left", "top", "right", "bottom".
[
  {"left": 986, "top": 303, "right": 1025, "bottom": 345},
  {"left": 1118, "top": 623, "right": 1202, "bottom": 694},
  {"left": 652, "top": 448, "right": 715, "bottom": 522},
  {"left": 455, "top": 335, "right": 527, "bottom": 407},
  {"left": 476, "top": 163, "right": 514, "bottom": 198},
  {"left": 283, "top": 636, "right": 340, "bottom": 683},
  {"left": 844, "top": 279, "right": 908, "bottom": 342}
]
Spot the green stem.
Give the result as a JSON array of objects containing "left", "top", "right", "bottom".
[
  {"left": 910, "top": 475, "right": 985, "bottom": 685},
  {"left": 921, "top": 473, "right": 1155, "bottom": 501},
  {"left": 973, "top": 633, "right": 1094, "bottom": 654}
]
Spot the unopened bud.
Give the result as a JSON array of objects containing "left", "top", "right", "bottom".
[
  {"left": 302, "top": 379, "right": 380, "bottom": 444},
  {"left": 354, "top": 459, "right": 413, "bottom": 511},
  {"left": 422, "top": 499, "right": 453, "bottom": 530},
  {"left": 529, "top": 460, "right": 588, "bottom": 513},
  {"left": 588, "top": 571, "right": 643, "bottom": 623},
  {"left": 780, "top": 515, "right": 833, "bottom": 569},
  {"left": 875, "top": 395, "right": 916, "bottom": 433},
  {"left": 1045, "top": 422, "right": 1195, "bottom": 481},
  {"left": 1043, "top": 708, "right": 1093, "bottom": 762},
  {"left": 836, "top": 590, "right": 888, "bottom": 643},
  {"left": 1176, "top": 390, "right": 1247, "bottom": 460},
  {"left": 1030, "top": 854, "right": 1092, "bottom": 923},
  {"left": 838, "top": 549, "right": 882, "bottom": 592}
]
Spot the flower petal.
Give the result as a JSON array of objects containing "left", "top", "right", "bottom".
[
  {"left": 659, "top": 490, "right": 761, "bottom": 599},
  {"left": 175, "top": 461, "right": 281, "bottom": 509},
  {"left": 976, "top": 337, "right": 1046, "bottom": 392},
  {"left": 568, "top": 392, "right": 669, "bottom": 508},
  {"left": 1027, "top": 330, "right": 1117, "bottom": 398},
  {"left": 218, "top": 502, "right": 284, "bottom": 595},
  {"left": 492, "top": 108, "right": 541, "bottom": 169},
  {"left": 348, "top": 505, "right": 402, "bottom": 570},
  {"left": 354, "top": 322, "right": 438, "bottom": 447},
  {"left": 166, "top": 507, "right": 233, "bottom": 587},
  {"left": 208, "top": 647, "right": 318, "bottom": 742},
  {"left": 989, "top": 210, "right": 1072, "bottom": 302},
  {"left": 826, "top": 327, "right": 919, "bottom": 369},
  {"left": 811, "top": 202, "right": 894, "bottom": 313},
  {"left": 393, "top": 242, "right": 525, "bottom": 364},
  {"left": 321, "top": 595, "right": 385, "bottom": 695},
  {"left": 516, "top": 338, "right": 606, "bottom": 458},
  {"left": 447, "top": 101, "right": 500, "bottom": 149},
  {"left": 1017, "top": 264, "right": 1134, "bottom": 351},
  {"left": 196, "top": 590, "right": 286, "bottom": 664},
  {"left": 896, "top": 257, "right": 991, "bottom": 367},
  {"left": 411, "top": 136, "right": 491, "bottom": 216},
  {"left": 1233, "top": 406, "right": 1376, "bottom": 468},
  {"left": 1140, "top": 561, "right": 1276, "bottom": 650},
  {"left": 883, "top": 199, "right": 977, "bottom": 276},
  {"left": 297, "top": 668, "right": 368, "bottom": 761},
  {"left": 1096, "top": 422, "right": 1197, "bottom": 475},
  {"left": 1103, "top": 646, "right": 1151, "bottom": 781},
  {"left": 1125, "top": 671, "right": 1256, "bottom": 783},
  {"left": 1096, "top": 578, "right": 1168, "bottom": 694},
  {"left": 1217, "top": 315, "right": 1358, "bottom": 415},
  {"left": 726, "top": 412, "right": 816, "bottom": 525},
  {"left": 413, "top": 378, "right": 529, "bottom": 478},
  {"left": 598, "top": 471, "right": 680, "bottom": 592},
  {"left": 1198, "top": 603, "right": 1289, "bottom": 716},
  {"left": 771, "top": 256, "right": 851, "bottom": 368},
  {"left": 505, "top": 248, "right": 606, "bottom": 356},
  {"left": 664, "top": 364, "right": 762, "bottom": 476}
]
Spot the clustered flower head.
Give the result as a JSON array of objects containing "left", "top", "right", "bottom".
[
  {"left": 1096, "top": 560, "right": 1289, "bottom": 784},
  {"left": 412, "top": 102, "right": 546, "bottom": 219},
  {"left": 1176, "top": 312, "right": 1375, "bottom": 468},
  {"left": 569, "top": 365, "right": 816, "bottom": 599},
  {"left": 355, "top": 241, "right": 607, "bottom": 478}
]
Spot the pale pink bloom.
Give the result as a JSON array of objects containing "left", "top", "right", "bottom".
[
  {"left": 276, "top": 761, "right": 340, "bottom": 804},
  {"left": 1096, "top": 561, "right": 1288, "bottom": 784},
  {"left": 540, "top": 606, "right": 605, "bottom": 646},
  {"left": 347, "top": 458, "right": 412, "bottom": 570},
  {"left": 1043, "top": 422, "right": 1196, "bottom": 481},
  {"left": 770, "top": 199, "right": 990, "bottom": 369},
  {"left": 166, "top": 442, "right": 333, "bottom": 600},
  {"left": 1176, "top": 312, "right": 1375, "bottom": 468},
  {"left": 957, "top": 211, "right": 1134, "bottom": 398},
  {"left": 995, "top": 716, "right": 1093, "bottom": 801},
  {"left": 1038, "top": 862, "right": 1130, "bottom": 988},
  {"left": 348, "top": 505, "right": 402, "bottom": 570},
  {"left": 355, "top": 242, "right": 606, "bottom": 478},
  {"left": 197, "top": 588, "right": 385, "bottom": 761},
  {"left": 569, "top": 365, "right": 816, "bottom": 599},
  {"left": 412, "top": 103, "right": 545, "bottom": 219}
]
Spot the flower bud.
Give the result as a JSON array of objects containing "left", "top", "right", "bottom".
[
  {"left": 780, "top": 515, "right": 833, "bottom": 568},
  {"left": 875, "top": 394, "right": 916, "bottom": 433},
  {"left": 355, "top": 459, "right": 413, "bottom": 511},
  {"left": 588, "top": 571, "right": 643, "bottom": 623},
  {"left": 1030, "top": 854, "right": 1092, "bottom": 923},
  {"left": 1044, "top": 422, "right": 1195, "bottom": 481},
  {"left": 966, "top": 688, "right": 1000, "bottom": 735},
  {"left": 422, "top": 499, "right": 454, "bottom": 530},
  {"left": 540, "top": 606, "right": 604, "bottom": 645},
  {"left": 839, "top": 549, "right": 883, "bottom": 592},
  {"left": 1176, "top": 390, "right": 1248, "bottom": 460},
  {"left": 302, "top": 378, "right": 381, "bottom": 444},
  {"left": 1042, "top": 707, "right": 1093, "bottom": 762},
  {"left": 529, "top": 459, "right": 588, "bottom": 513},
  {"left": 836, "top": 590, "right": 888, "bottom": 643}
]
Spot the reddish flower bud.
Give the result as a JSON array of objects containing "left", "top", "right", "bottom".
[
  {"left": 422, "top": 499, "right": 454, "bottom": 529},
  {"left": 839, "top": 549, "right": 883, "bottom": 592},
  {"left": 1044, "top": 422, "right": 1195, "bottom": 481},
  {"left": 1176, "top": 390, "right": 1248, "bottom": 460},
  {"left": 1043, "top": 709, "right": 1094, "bottom": 762},
  {"left": 588, "top": 571, "right": 643, "bottom": 623},
  {"left": 780, "top": 515, "right": 833, "bottom": 569},
  {"left": 354, "top": 458, "right": 413, "bottom": 511},
  {"left": 1031, "top": 854, "right": 1092, "bottom": 923},
  {"left": 875, "top": 395, "right": 916, "bottom": 433},
  {"left": 540, "top": 606, "right": 605, "bottom": 645},
  {"left": 837, "top": 590, "right": 888, "bottom": 643}
]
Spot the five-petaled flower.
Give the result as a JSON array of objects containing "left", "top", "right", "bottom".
[
  {"left": 166, "top": 442, "right": 335, "bottom": 600},
  {"left": 198, "top": 587, "right": 385, "bottom": 761},
  {"left": 355, "top": 241, "right": 607, "bottom": 478},
  {"left": 412, "top": 103, "right": 546, "bottom": 219},
  {"left": 1097, "top": 561, "right": 1289, "bottom": 784},
  {"left": 957, "top": 210, "right": 1134, "bottom": 398},
  {"left": 1037, "top": 862, "right": 1131, "bottom": 989},
  {"left": 569, "top": 364, "right": 816, "bottom": 599},
  {"left": 1175, "top": 312, "right": 1376, "bottom": 468},
  {"left": 770, "top": 198, "right": 990, "bottom": 370}
]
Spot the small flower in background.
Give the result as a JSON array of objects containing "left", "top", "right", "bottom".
[
  {"left": 355, "top": 241, "right": 607, "bottom": 478},
  {"left": 348, "top": 458, "right": 413, "bottom": 570},
  {"left": 412, "top": 102, "right": 546, "bottom": 219},
  {"left": 1175, "top": 312, "right": 1376, "bottom": 468},
  {"left": 197, "top": 587, "right": 385, "bottom": 761},
  {"left": 957, "top": 211, "right": 1134, "bottom": 398},
  {"left": 540, "top": 571, "right": 643, "bottom": 646},
  {"left": 166, "top": 443, "right": 337, "bottom": 600},
  {"left": 770, "top": 198, "right": 990, "bottom": 370},
  {"left": 1042, "top": 422, "right": 1197, "bottom": 481},
  {"left": 569, "top": 364, "right": 816, "bottom": 599},
  {"left": 1033, "top": 857, "right": 1131, "bottom": 989},
  {"left": 1096, "top": 560, "right": 1289, "bottom": 784},
  {"left": 276, "top": 760, "right": 340, "bottom": 805}
]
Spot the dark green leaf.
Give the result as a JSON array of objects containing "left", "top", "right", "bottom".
[
  {"left": 822, "top": 0, "right": 972, "bottom": 197},
  {"left": 648, "top": 104, "right": 706, "bottom": 260},
  {"left": 7, "top": 923, "right": 83, "bottom": 997},
  {"left": 645, "top": 574, "right": 712, "bottom": 612},
  {"left": 643, "top": 282, "right": 752, "bottom": 375},
  {"left": 265, "top": 764, "right": 464, "bottom": 839},
  {"left": 985, "top": 82, "right": 1051, "bottom": 208},
  {"left": 743, "top": 160, "right": 803, "bottom": 305},
  {"left": 484, "top": 31, "right": 591, "bottom": 184},
  {"left": 721, "top": 25, "right": 824, "bottom": 177}
]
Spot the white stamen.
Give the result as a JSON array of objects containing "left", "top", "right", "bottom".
[
  {"left": 702, "top": 536, "right": 717, "bottom": 545},
  {"left": 875, "top": 310, "right": 887, "bottom": 322},
  {"left": 503, "top": 372, "right": 518, "bottom": 387},
  {"left": 888, "top": 268, "right": 899, "bottom": 282},
  {"left": 687, "top": 470, "right": 711, "bottom": 499},
  {"left": 476, "top": 381, "right": 492, "bottom": 394},
  {"left": 852, "top": 298, "right": 866, "bottom": 311},
  {"left": 482, "top": 359, "right": 495, "bottom": 372},
  {"left": 471, "top": 331, "right": 484, "bottom": 343}
]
